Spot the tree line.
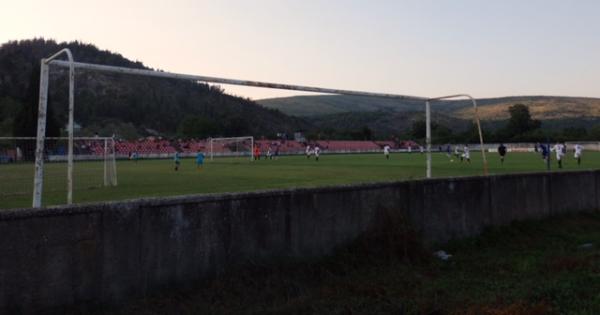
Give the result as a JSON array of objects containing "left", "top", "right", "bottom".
[{"left": 410, "top": 104, "right": 600, "bottom": 144}]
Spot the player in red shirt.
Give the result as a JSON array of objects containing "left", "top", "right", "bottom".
[{"left": 254, "top": 146, "right": 261, "bottom": 160}]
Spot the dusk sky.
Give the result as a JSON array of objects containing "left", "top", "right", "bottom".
[{"left": 1, "top": 0, "right": 599, "bottom": 100}]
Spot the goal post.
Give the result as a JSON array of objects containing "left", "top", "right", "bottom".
[
  {"left": 208, "top": 136, "right": 254, "bottom": 161},
  {"left": 33, "top": 48, "right": 485, "bottom": 207},
  {"left": 0, "top": 136, "right": 117, "bottom": 206}
]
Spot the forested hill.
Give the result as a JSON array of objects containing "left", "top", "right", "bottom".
[
  {"left": 0, "top": 39, "right": 307, "bottom": 138},
  {"left": 258, "top": 94, "right": 600, "bottom": 121}
]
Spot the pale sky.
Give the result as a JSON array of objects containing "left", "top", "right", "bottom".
[{"left": 1, "top": 0, "right": 599, "bottom": 100}]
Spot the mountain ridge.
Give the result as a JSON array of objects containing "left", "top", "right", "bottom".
[
  {"left": 257, "top": 94, "right": 600, "bottom": 121},
  {"left": 0, "top": 39, "right": 308, "bottom": 138}
]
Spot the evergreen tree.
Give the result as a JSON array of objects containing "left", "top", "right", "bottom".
[{"left": 12, "top": 64, "right": 60, "bottom": 158}]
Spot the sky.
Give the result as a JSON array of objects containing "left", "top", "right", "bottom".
[{"left": 1, "top": 0, "right": 599, "bottom": 100}]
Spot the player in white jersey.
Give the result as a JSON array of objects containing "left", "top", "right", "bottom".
[
  {"left": 314, "top": 146, "right": 320, "bottom": 161},
  {"left": 574, "top": 144, "right": 583, "bottom": 165},
  {"left": 461, "top": 144, "right": 470, "bottom": 163},
  {"left": 454, "top": 146, "right": 461, "bottom": 159},
  {"left": 305, "top": 145, "right": 311, "bottom": 159},
  {"left": 383, "top": 145, "right": 390, "bottom": 159},
  {"left": 551, "top": 142, "right": 565, "bottom": 168}
]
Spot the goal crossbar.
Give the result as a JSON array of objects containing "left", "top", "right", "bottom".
[
  {"left": 1, "top": 136, "right": 118, "bottom": 188},
  {"left": 33, "top": 49, "right": 487, "bottom": 208},
  {"left": 208, "top": 136, "right": 254, "bottom": 161}
]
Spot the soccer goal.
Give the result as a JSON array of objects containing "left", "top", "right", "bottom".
[
  {"left": 0, "top": 137, "right": 117, "bottom": 206},
  {"left": 32, "top": 48, "right": 486, "bottom": 208},
  {"left": 208, "top": 136, "right": 254, "bottom": 161}
]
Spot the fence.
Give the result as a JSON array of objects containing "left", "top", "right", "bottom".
[{"left": 0, "top": 170, "right": 597, "bottom": 312}]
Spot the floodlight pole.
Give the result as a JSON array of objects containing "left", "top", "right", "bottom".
[
  {"left": 32, "top": 48, "right": 75, "bottom": 208},
  {"left": 427, "top": 94, "right": 489, "bottom": 177}
]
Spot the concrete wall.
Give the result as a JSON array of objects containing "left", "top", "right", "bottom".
[{"left": 0, "top": 170, "right": 598, "bottom": 312}]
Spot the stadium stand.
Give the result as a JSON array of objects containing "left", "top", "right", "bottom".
[{"left": 50, "top": 138, "right": 416, "bottom": 158}]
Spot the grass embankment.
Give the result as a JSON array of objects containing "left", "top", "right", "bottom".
[
  {"left": 77, "top": 212, "right": 600, "bottom": 315},
  {"left": 3, "top": 151, "right": 600, "bottom": 209}
]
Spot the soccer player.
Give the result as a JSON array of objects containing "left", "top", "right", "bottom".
[
  {"left": 266, "top": 147, "right": 272, "bottom": 160},
  {"left": 540, "top": 143, "right": 549, "bottom": 162},
  {"left": 574, "top": 143, "right": 583, "bottom": 165},
  {"left": 314, "top": 145, "right": 321, "bottom": 161},
  {"left": 254, "top": 145, "right": 261, "bottom": 160},
  {"left": 274, "top": 145, "right": 279, "bottom": 160},
  {"left": 129, "top": 151, "right": 138, "bottom": 163},
  {"left": 498, "top": 143, "right": 507, "bottom": 164},
  {"left": 196, "top": 151, "right": 205, "bottom": 169},
  {"left": 462, "top": 144, "right": 471, "bottom": 163},
  {"left": 454, "top": 146, "right": 461, "bottom": 160},
  {"left": 551, "top": 142, "right": 565, "bottom": 169},
  {"left": 383, "top": 145, "right": 390, "bottom": 159},
  {"left": 174, "top": 151, "right": 181, "bottom": 171},
  {"left": 306, "top": 145, "right": 311, "bottom": 159},
  {"left": 446, "top": 144, "right": 452, "bottom": 159}
]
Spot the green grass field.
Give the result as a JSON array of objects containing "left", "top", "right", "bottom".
[{"left": 1, "top": 151, "right": 599, "bottom": 209}]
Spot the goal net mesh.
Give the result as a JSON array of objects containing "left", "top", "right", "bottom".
[
  {"left": 209, "top": 137, "right": 254, "bottom": 160},
  {"left": 0, "top": 137, "right": 116, "bottom": 208}
]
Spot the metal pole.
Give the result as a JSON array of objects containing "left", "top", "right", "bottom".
[
  {"left": 49, "top": 60, "right": 428, "bottom": 102},
  {"left": 32, "top": 61, "right": 50, "bottom": 208},
  {"left": 104, "top": 138, "right": 108, "bottom": 186},
  {"left": 470, "top": 98, "right": 489, "bottom": 175},
  {"left": 111, "top": 137, "right": 118, "bottom": 186},
  {"left": 425, "top": 101, "right": 432, "bottom": 178},
  {"left": 67, "top": 51, "right": 75, "bottom": 204},
  {"left": 33, "top": 48, "right": 75, "bottom": 207},
  {"left": 428, "top": 94, "right": 488, "bottom": 176}
]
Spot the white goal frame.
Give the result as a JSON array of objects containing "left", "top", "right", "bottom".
[
  {"left": 33, "top": 48, "right": 487, "bottom": 208},
  {"left": 1, "top": 136, "right": 117, "bottom": 187},
  {"left": 208, "top": 136, "right": 254, "bottom": 161}
]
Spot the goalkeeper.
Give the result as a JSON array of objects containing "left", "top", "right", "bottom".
[{"left": 196, "top": 151, "right": 205, "bottom": 169}]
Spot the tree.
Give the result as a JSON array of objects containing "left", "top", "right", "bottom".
[
  {"left": 410, "top": 119, "right": 454, "bottom": 143},
  {"left": 561, "top": 127, "right": 587, "bottom": 141},
  {"left": 411, "top": 120, "right": 426, "bottom": 139},
  {"left": 12, "top": 65, "right": 61, "bottom": 158},
  {"left": 589, "top": 124, "right": 600, "bottom": 140},
  {"left": 13, "top": 65, "right": 60, "bottom": 138},
  {"left": 505, "top": 104, "right": 541, "bottom": 138},
  {"left": 178, "top": 115, "right": 218, "bottom": 138},
  {"left": 358, "top": 126, "right": 373, "bottom": 140}
]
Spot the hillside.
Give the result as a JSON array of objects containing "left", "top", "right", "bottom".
[
  {"left": 453, "top": 96, "right": 600, "bottom": 121},
  {"left": 258, "top": 95, "right": 428, "bottom": 117},
  {"left": 258, "top": 95, "right": 600, "bottom": 121},
  {"left": 311, "top": 110, "right": 469, "bottom": 138},
  {"left": 0, "top": 39, "right": 308, "bottom": 138}
]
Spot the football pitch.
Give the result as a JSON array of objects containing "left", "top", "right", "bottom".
[{"left": 1, "top": 151, "right": 599, "bottom": 209}]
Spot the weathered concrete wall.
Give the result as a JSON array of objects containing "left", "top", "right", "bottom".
[{"left": 0, "top": 170, "right": 598, "bottom": 312}]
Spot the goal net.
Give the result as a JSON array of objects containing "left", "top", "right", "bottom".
[
  {"left": 0, "top": 137, "right": 117, "bottom": 208},
  {"left": 208, "top": 136, "right": 254, "bottom": 161}
]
